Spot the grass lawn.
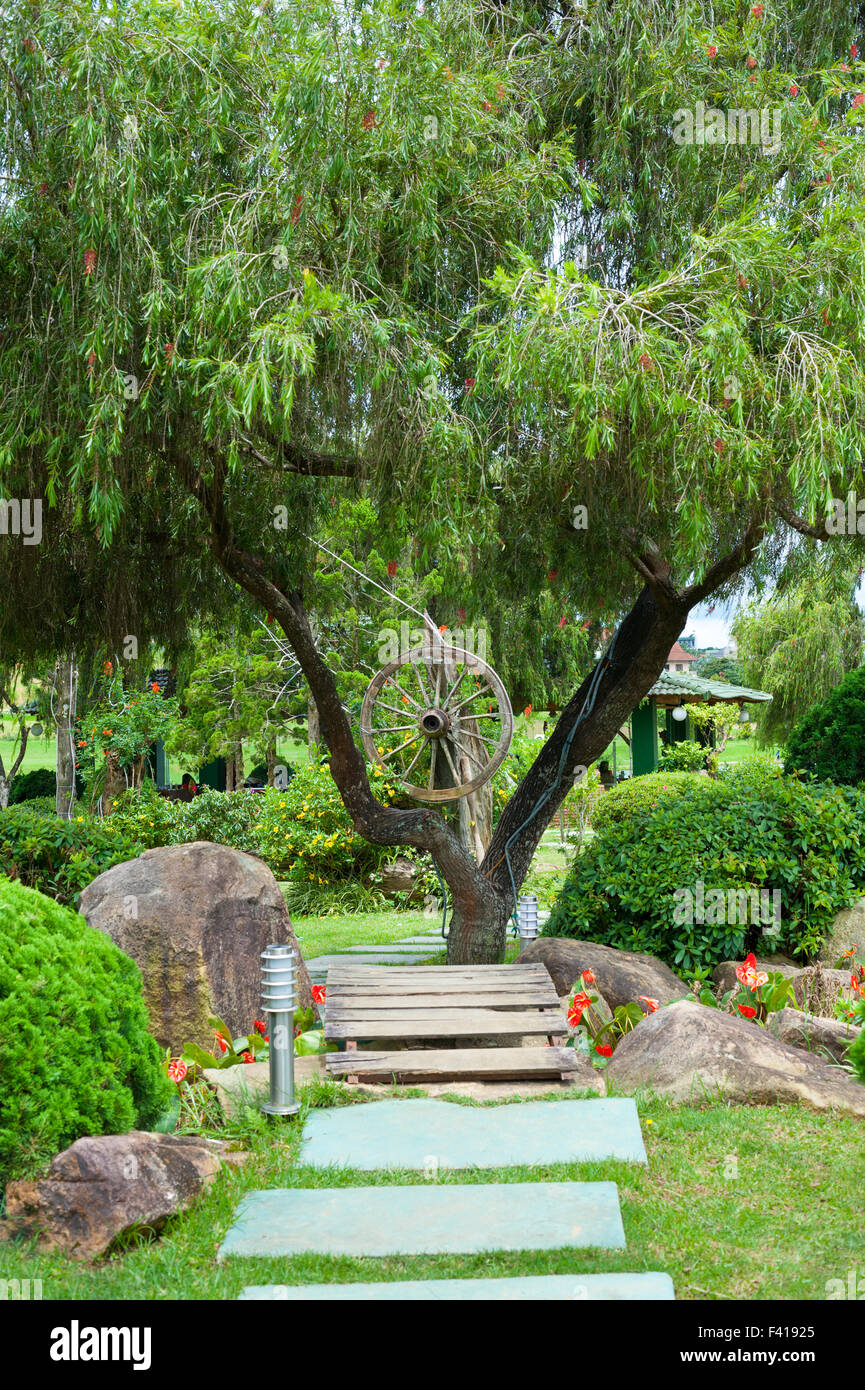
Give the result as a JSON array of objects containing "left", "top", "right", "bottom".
[
  {"left": 0, "top": 734, "right": 56, "bottom": 774},
  {"left": 287, "top": 907, "right": 444, "bottom": 958},
  {"left": 2, "top": 1084, "right": 861, "bottom": 1300}
]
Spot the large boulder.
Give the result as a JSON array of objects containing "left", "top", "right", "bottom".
[
  {"left": 792, "top": 965, "right": 856, "bottom": 1015},
  {"left": 79, "top": 841, "right": 312, "bottom": 1051},
  {"left": 766, "top": 1008, "right": 861, "bottom": 1065},
  {"left": 2, "top": 1132, "right": 242, "bottom": 1259},
  {"left": 818, "top": 897, "right": 865, "bottom": 964},
  {"left": 517, "top": 938, "right": 688, "bottom": 1008},
  {"left": 606, "top": 999, "right": 865, "bottom": 1115}
]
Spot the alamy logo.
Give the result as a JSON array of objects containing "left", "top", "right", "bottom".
[
  {"left": 826, "top": 490, "right": 865, "bottom": 535},
  {"left": 673, "top": 879, "right": 781, "bottom": 933},
  {"left": 49, "top": 1321, "right": 151, "bottom": 1371},
  {"left": 825, "top": 1268, "right": 865, "bottom": 1299},
  {"left": 0, "top": 1278, "right": 42, "bottom": 1299},
  {"left": 377, "top": 621, "right": 487, "bottom": 665},
  {"left": 0, "top": 498, "right": 42, "bottom": 545},
  {"left": 672, "top": 102, "right": 781, "bottom": 155}
]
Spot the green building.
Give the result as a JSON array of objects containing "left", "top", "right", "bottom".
[{"left": 630, "top": 670, "right": 771, "bottom": 777}]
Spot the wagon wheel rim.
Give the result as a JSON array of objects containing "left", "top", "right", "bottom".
[{"left": 360, "top": 644, "right": 514, "bottom": 802}]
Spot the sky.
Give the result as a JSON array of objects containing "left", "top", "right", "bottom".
[{"left": 683, "top": 601, "right": 736, "bottom": 650}]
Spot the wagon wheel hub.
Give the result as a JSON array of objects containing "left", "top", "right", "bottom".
[{"left": 419, "top": 707, "right": 451, "bottom": 739}]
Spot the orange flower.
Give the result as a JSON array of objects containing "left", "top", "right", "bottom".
[
  {"left": 581, "top": 969, "right": 596, "bottom": 985},
  {"left": 638, "top": 995, "right": 660, "bottom": 1013}
]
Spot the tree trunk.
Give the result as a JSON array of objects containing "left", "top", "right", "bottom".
[
  {"left": 55, "top": 655, "right": 77, "bottom": 820},
  {"left": 225, "top": 756, "right": 235, "bottom": 792},
  {"left": 266, "top": 735, "right": 277, "bottom": 787},
  {"left": 234, "top": 741, "right": 244, "bottom": 788},
  {"left": 307, "top": 696, "right": 320, "bottom": 752},
  {"left": 174, "top": 444, "right": 767, "bottom": 963},
  {"left": 0, "top": 776, "right": 9, "bottom": 810},
  {"left": 101, "top": 751, "right": 128, "bottom": 814}
]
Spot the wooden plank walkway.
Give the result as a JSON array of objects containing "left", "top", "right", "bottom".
[{"left": 324, "top": 963, "right": 573, "bottom": 1084}]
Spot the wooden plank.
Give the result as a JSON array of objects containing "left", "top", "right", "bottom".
[
  {"left": 324, "top": 1009, "right": 565, "bottom": 1040},
  {"left": 325, "top": 968, "right": 551, "bottom": 982},
  {"left": 325, "top": 963, "right": 549, "bottom": 972},
  {"left": 325, "top": 977, "right": 553, "bottom": 992},
  {"left": 325, "top": 1046, "right": 577, "bottom": 1082},
  {"left": 325, "top": 991, "right": 558, "bottom": 1012}
]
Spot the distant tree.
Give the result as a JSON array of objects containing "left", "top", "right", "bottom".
[
  {"left": 695, "top": 655, "right": 746, "bottom": 687},
  {"left": 734, "top": 576, "right": 864, "bottom": 745}
]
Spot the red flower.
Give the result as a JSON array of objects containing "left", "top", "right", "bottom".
[
  {"left": 386, "top": 560, "right": 398, "bottom": 577},
  {"left": 789, "top": 83, "right": 799, "bottom": 96},
  {"left": 290, "top": 194, "right": 304, "bottom": 225},
  {"left": 595, "top": 1043, "right": 613, "bottom": 1057},
  {"left": 496, "top": 82, "right": 505, "bottom": 100},
  {"left": 752, "top": 3, "right": 764, "bottom": 16},
  {"left": 853, "top": 93, "right": 865, "bottom": 107},
  {"left": 103, "top": 659, "right": 113, "bottom": 675},
  {"left": 87, "top": 350, "right": 97, "bottom": 373},
  {"left": 523, "top": 704, "right": 532, "bottom": 717},
  {"left": 547, "top": 569, "right": 557, "bottom": 581},
  {"left": 253, "top": 1019, "right": 267, "bottom": 1035},
  {"left": 746, "top": 56, "right": 757, "bottom": 69},
  {"left": 164, "top": 342, "right": 175, "bottom": 363},
  {"left": 707, "top": 45, "right": 717, "bottom": 58},
  {"left": 852, "top": 43, "right": 859, "bottom": 59},
  {"left": 241, "top": 1051, "right": 254, "bottom": 1063},
  {"left": 38, "top": 181, "right": 49, "bottom": 196},
  {"left": 581, "top": 969, "right": 596, "bottom": 985},
  {"left": 737, "top": 1004, "right": 758, "bottom": 1019},
  {"left": 735, "top": 953, "right": 768, "bottom": 990},
  {"left": 311, "top": 984, "right": 327, "bottom": 1005},
  {"left": 150, "top": 681, "right": 160, "bottom": 693},
  {"left": 83, "top": 248, "right": 96, "bottom": 275},
  {"left": 639, "top": 352, "right": 654, "bottom": 371},
  {"left": 167, "top": 1058, "right": 188, "bottom": 1083},
  {"left": 482, "top": 100, "right": 492, "bottom": 112},
  {"left": 362, "top": 109, "right": 377, "bottom": 130},
  {"left": 840, "top": 64, "right": 851, "bottom": 72},
  {"left": 558, "top": 614, "right": 568, "bottom": 628},
  {"left": 464, "top": 377, "right": 475, "bottom": 393},
  {"left": 214, "top": 1032, "right": 228, "bottom": 1053},
  {"left": 638, "top": 995, "right": 659, "bottom": 1013},
  {"left": 438, "top": 623, "right": 447, "bottom": 633},
  {"left": 713, "top": 438, "right": 726, "bottom": 455}
]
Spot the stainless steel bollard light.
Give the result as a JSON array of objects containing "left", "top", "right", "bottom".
[
  {"left": 517, "top": 893, "right": 539, "bottom": 951},
  {"left": 260, "top": 944, "right": 301, "bottom": 1117}
]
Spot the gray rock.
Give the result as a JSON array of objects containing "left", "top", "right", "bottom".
[
  {"left": 766, "top": 1008, "right": 861, "bottom": 1064},
  {"left": 517, "top": 938, "right": 688, "bottom": 1008},
  {"left": 818, "top": 898, "right": 865, "bottom": 964},
  {"left": 792, "top": 965, "right": 856, "bottom": 1016},
  {"left": 2, "top": 1131, "right": 244, "bottom": 1259},
  {"left": 606, "top": 999, "right": 865, "bottom": 1115},
  {"left": 79, "top": 841, "right": 313, "bottom": 1051}
]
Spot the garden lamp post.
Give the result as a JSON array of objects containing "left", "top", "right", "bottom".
[
  {"left": 517, "top": 894, "right": 539, "bottom": 951},
  {"left": 260, "top": 944, "right": 301, "bottom": 1117}
]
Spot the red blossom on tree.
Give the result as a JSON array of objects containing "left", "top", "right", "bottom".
[
  {"left": 707, "top": 45, "right": 718, "bottom": 58},
  {"left": 752, "top": 4, "right": 764, "bottom": 17},
  {"left": 290, "top": 194, "right": 304, "bottom": 224},
  {"left": 83, "top": 248, "right": 96, "bottom": 275},
  {"left": 362, "top": 109, "right": 377, "bottom": 130},
  {"left": 746, "top": 56, "right": 757, "bottom": 69},
  {"left": 789, "top": 83, "right": 799, "bottom": 96},
  {"left": 386, "top": 560, "right": 398, "bottom": 577}
]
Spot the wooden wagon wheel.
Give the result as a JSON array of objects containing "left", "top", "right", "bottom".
[{"left": 360, "top": 641, "right": 513, "bottom": 802}]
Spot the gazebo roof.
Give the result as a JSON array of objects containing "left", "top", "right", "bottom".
[{"left": 648, "top": 670, "right": 771, "bottom": 704}]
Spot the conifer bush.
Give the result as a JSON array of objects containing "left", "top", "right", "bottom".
[{"left": 0, "top": 876, "right": 172, "bottom": 1184}]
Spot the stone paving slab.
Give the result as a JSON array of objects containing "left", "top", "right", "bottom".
[
  {"left": 299, "top": 1098, "right": 646, "bottom": 1169},
  {"left": 304, "top": 953, "right": 434, "bottom": 974},
  {"left": 218, "top": 1181, "right": 626, "bottom": 1258},
  {"left": 342, "top": 942, "right": 440, "bottom": 953},
  {"left": 239, "top": 1272, "right": 674, "bottom": 1300}
]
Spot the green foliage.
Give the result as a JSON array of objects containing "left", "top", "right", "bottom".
[
  {"left": 850, "top": 1025, "right": 865, "bottom": 1085},
  {"left": 784, "top": 665, "right": 865, "bottom": 785},
  {"left": 547, "top": 763, "right": 865, "bottom": 972},
  {"left": 0, "top": 876, "right": 171, "bottom": 1183},
  {"left": 735, "top": 571, "right": 864, "bottom": 746},
  {"left": 0, "top": 804, "right": 144, "bottom": 905},
  {"left": 590, "top": 771, "right": 696, "bottom": 831},
  {"left": 694, "top": 656, "right": 746, "bottom": 686},
  {"left": 8, "top": 768, "right": 81, "bottom": 804},
  {"left": 78, "top": 687, "right": 181, "bottom": 789},
  {"left": 659, "top": 740, "right": 715, "bottom": 773}
]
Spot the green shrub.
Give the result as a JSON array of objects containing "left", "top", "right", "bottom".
[
  {"left": 785, "top": 666, "right": 865, "bottom": 784},
  {"left": 255, "top": 760, "right": 398, "bottom": 883},
  {"left": 849, "top": 1027, "right": 865, "bottom": 1085},
  {"left": 547, "top": 762, "right": 865, "bottom": 972},
  {"left": 590, "top": 771, "right": 696, "bottom": 831},
  {"left": 0, "top": 805, "right": 144, "bottom": 905},
  {"left": 8, "top": 768, "right": 83, "bottom": 804},
  {"left": 659, "top": 739, "right": 715, "bottom": 773},
  {"left": 0, "top": 876, "right": 172, "bottom": 1184}
]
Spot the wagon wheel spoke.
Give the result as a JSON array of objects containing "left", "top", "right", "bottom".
[
  {"left": 384, "top": 673, "right": 422, "bottom": 710},
  {"left": 450, "top": 683, "right": 493, "bottom": 712},
  {"left": 450, "top": 734, "right": 486, "bottom": 771},
  {"left": 375, "top": 698, "right": 420, "bottom": 718},
  {"left": 378, "top": 734, "right": 422, "bottom": 764},
  {"left": 440, "top": 736, "right": 462, "bottom": 786},
  {"left": 413, "top": 660, "right": 434, "bottom": 707},
  {"left": 401, "top": 739, "right": 428, "bottom": 782},
  {"left": 428, "top": 738, "right": 438, "bottom": 790},
  {"left": 366, "top": 722, "right": 418, "bottom": 735}
]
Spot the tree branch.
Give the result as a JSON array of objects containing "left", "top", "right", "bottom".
[
  {"left": 679, "top": 507, "right": 769, "bottom": 608},
  {"left": 774, "top": 498, "right": 829, "bottom": 542}
]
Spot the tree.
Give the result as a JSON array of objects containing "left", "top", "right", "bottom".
[
  {"left": 4, "top": 2, "right": 865, "bottom": 960},
  {"left": 695, "top": 655, "right": 746, "bottom": 686},
  {"left": 784, "top": 665, "right": 865, "bottom": 784},
  {"left": 733, "top": 568, "right": 864, "bottom": 744}
]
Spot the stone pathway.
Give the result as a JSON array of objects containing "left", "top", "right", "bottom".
[
  {"left": 239, "top": 1272, "right": 674, "bottom": 1300},
  {"left": 302, "top": 925, "right": 443, "bottom": 982}
]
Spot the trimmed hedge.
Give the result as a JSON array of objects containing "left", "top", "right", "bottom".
[
  {"left": 785, "top": 666, "right": 865, "bottom": 785},
  {"left": 0, "top": 876, "right": 172, "bottom": 1184},
  {"left": 548, "top": 762, "right": 865, "bottom": 972},
  {"left": 0, "top": 805, "right": 145, "bottom": 905},
  {"left": 8, "top": 768, "right": 83, "bottom": 804},
  {"left": 590, "top": 771, "right": 697, "bottom": 831}
]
